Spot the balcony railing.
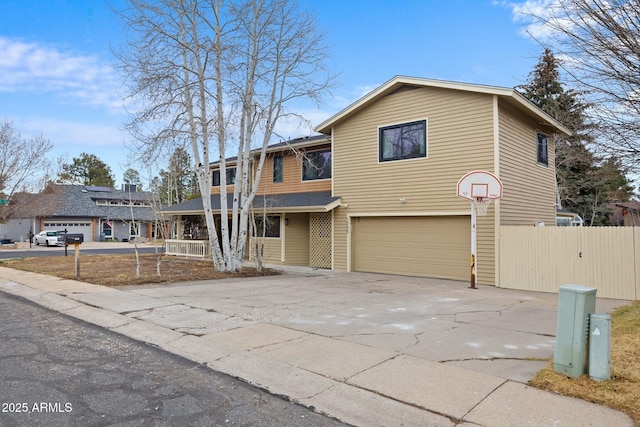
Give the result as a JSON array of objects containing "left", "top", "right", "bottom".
[{"left": 165, "top": 239, "right": 210, "bottom": 259}]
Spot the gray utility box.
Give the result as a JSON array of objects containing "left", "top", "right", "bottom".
[
  {"left": 589, "top": 313, "right": 611, "bottom": 381},
  {"left": 554, "top": 284, "right": 597, "bottom": 377},
  {"left": 65, "top": 233, "right": 84, "bottom": 244}
]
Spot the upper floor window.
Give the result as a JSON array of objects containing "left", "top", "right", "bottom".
[
  {"left": 537, "top": 132, "right": 548, "bottom": 166},
  {"left": 273, "top": 154, "right": 283, "bottom": 183},
  {"left": 96, "top": 199, "right": 150, "bottom": 207},
  {"left": 212, "top": 167, "right": 236, "bottom": 187},
  {"left": 302, "top": 149, "right": 332, "bottom": 181},
  {"left": 379, "top": 120, "right": 427, "bottom": 162}
]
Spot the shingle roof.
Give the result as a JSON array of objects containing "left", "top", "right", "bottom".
[
  {"left": 20, "top": 184, "right": 158, "bottom": 221},
  {"left": 264, "top": 134, "right": 330, "bottom": 151},
  {"left": 161, "top": 191, "right": 340, "bottom": 215},
  {"left": 210, "top": 134, "right": 330, "bottom": 166},
  {"left": 611, "top": 201, "right": 640, "bottom": 211}
]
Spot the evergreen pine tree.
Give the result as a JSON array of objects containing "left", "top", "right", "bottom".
[
  {"left": 58, "top": 153, "right": 115, "bottom": 188},
  {"left": 519, "top": 49, "right": 633, "bottom": 225}
]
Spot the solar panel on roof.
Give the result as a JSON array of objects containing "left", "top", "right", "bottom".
[{"left": 84, "top": 186, "right": 112, "bottom": 192}]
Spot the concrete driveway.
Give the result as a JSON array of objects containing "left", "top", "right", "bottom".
[{"left": 120, "top": 266, "right": 626, "bottom": 383}]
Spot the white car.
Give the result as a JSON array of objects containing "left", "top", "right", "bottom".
[{"left": 34, "top": 230, "right": 63, "bottom": 246}]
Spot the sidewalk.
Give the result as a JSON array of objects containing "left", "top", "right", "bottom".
[{"left": 0, "top": 265, "right": 634, "bottom": 427}]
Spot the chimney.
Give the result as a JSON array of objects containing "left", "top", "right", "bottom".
[{"left": 122, "top": 184, "right": 137, "bottom": 193}]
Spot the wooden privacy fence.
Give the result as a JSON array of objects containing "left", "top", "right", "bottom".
[{"left": 499, "top": 226, "right": 640, "bottom": 300}]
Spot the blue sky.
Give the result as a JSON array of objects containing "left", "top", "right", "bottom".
[{"left": 0, "top": 0, "right": 545, "bottom": 186}]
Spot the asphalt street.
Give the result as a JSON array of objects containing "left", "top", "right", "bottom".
[{"left": 0, "top": 292, "right": 349, "bottom": 427}]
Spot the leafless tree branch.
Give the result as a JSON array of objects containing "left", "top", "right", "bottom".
[
  {"left": 115, "top": 0, "right": 333, "bottom": 271},
  {"left": 519, "top": 0, "right": 640, "bottom": 166}
]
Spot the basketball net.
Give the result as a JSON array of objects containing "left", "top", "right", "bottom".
[{"left": 474, "top": 197, "right": 491, "bottom": 217}]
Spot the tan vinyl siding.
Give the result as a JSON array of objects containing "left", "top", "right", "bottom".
[
  {"left": 252, "top": 238, "right": 282, "bottom": 264},
  {"left": 333, "top": 87, "right": 495, "bottom": 211},
  {"left": 218, "top": 145, "right": 331, "bottom": 196},
  {"left": 332, "top": 86, "right": 497, "bottom": 284},
  {"left": 211, "top": 186, "right": 228, "bottom": 195},
  {"left": 498, "top": 103, "right": 557, "bottom": 225},
  {"left": 210, "top": 180, "right": 234, "bottom": 195},
  {"left": 263, "top": 148, "right": 331, "bottom": 195},
  {"left": 333, "top": 207, "right": 349, "bottom": 271},
  {"left": 284, "top": 213, "right": 309, "bottom": 265}
]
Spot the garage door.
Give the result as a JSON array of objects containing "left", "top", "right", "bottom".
[
  {"left": 43, "top": 220, "right": 92, "bottom": 242},
  {"left": 352, "top": 216, "right": 470, "bottom": 280}
]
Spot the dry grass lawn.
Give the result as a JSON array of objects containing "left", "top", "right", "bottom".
[
  {"left": 0, "top": 253, "right": 279, "bottom": 286},
  {"left": 530, "top": 300, "right": 640, "bottom": 425},
  {"left": 1, "top": 254, "right": 638, "bottom": 423}
]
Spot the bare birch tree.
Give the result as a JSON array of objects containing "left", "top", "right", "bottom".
[
  {"left": 0, "top": 118, "right": 57, "bottom": 222},
  {"left": 515, "top": 0, "right": 640, "bottom": 166},
  {"left": 126, "top": 187, "right": 142, "bottom": 278},
  {"left": 0, "top": 118, "right": 54, "bottom": 198},
  {"left": 115, "top": 0, "right": 331, "bottom": 271}
]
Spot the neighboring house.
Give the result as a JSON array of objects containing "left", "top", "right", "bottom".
[
  {"left": 6, "top": 184, "right": 158, "bottom": 243},
  {"left": 164, "top": 76, "right": 570, "bottom": 285},
  {"left": 609, "top": 201, "right": 640, "bottom": 226}
]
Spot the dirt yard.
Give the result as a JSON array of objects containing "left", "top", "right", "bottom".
[{"left": 0, "top": 253, "right": 279, "bottom": 286}]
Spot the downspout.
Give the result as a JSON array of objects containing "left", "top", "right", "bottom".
[{"left": 493, "top": 95, "right": 501, "bottom": 288}]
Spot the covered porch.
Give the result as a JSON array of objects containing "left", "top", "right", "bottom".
[{"left": 160, "top": 192, "right": 341, "bottom": 268}]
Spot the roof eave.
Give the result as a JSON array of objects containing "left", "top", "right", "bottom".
[
  {"left": 315, "top": 75, "right": 573, "bottom": 137},
  {"left": 264, "top": 137, "right": 331, "bottom": 155},
  {"left": 158, "top": 209, "right": 207, "bottom": 216},
  {"left": 209, "top": 136, "right": 332, "bottom": 168},
  {"left": 509, "top": 90, "right": 573, "bottom": 136},
  {"left": 159, "top": 197, "right": 341, "bottom": 216},
  {"left": 315, "top": 76, "right": 513, "bottom": 134}
]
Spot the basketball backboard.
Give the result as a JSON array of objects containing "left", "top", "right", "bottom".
[{"left": 457, "top": 170, "right": 503, "bottom": 201}]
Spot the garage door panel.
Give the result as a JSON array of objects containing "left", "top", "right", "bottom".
[
  {"left": 352, "top": 216, "right": 470, "bottom": 281},
  {"left": 43, "top": 219, "right": 92, "bottom": 242}
]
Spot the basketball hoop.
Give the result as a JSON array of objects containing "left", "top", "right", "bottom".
[
  {"left": 474, "top": 197, "right": 491, "bottom": 217},
  {"left": 456, "top": 170, "right": 503, "bottom": 289}
]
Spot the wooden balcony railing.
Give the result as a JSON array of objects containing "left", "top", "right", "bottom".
[{"left": 165, "top": 239, "right": 210, "bottom": 259}]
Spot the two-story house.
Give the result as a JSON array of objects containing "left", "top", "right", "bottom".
[
  {"left": 163, "top": 76, "right": 570, "bottom": 286},
  {"left": 316, "top": 76, "right": 569, "bottom": 285}
]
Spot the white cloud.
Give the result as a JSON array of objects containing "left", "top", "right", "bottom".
[
  {"left": 0, "top": 37, "right": 124, "bottom": 112},
  {"left": 18, "top": 116, "right": 124, "bottom": 149},
  {"left": 499, "top": 0, "right": 562, "bottom": 41},
  {"left": 272, "top": 108, "right": 336, "bottom": 139},
  {"left": 3, "top": 114, "right": 131, "bottom": 175},
  {"left": 266, "top": 82, "right": 382, "bottom": 140}
]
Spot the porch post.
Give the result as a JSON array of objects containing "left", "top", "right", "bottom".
[{"left": 177, "top": 215, "right": 184, "bottom": 239}]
